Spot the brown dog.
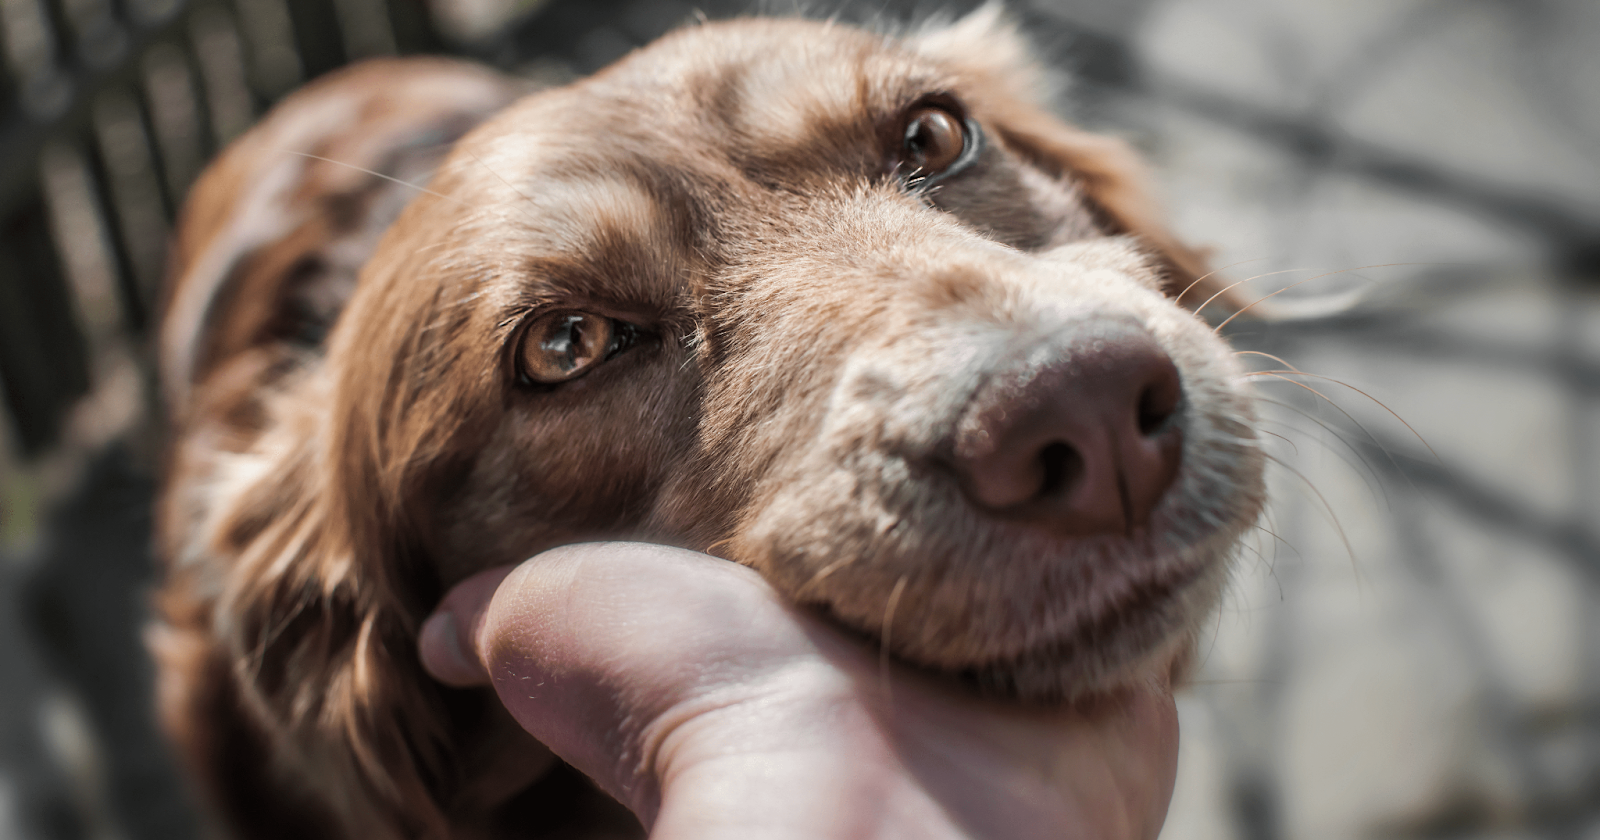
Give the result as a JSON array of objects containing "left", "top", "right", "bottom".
[{"left": 154, "top": 9, "right": 1265, "bottom": 839}]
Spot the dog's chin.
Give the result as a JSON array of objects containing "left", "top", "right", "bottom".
[
  {"left": 955, "top": 557, "right": 1228, "bottom": 702},
  {"left": 745, "top": 510, "right": 1242, "bottom": 703}
]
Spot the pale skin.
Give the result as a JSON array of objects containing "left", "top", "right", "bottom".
[{"left": 419, "top": 542, "right": 1180, "bottom": 840}]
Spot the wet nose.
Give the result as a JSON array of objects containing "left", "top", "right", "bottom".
[{"left": 948, "top": 320, "right": 1184, "bottom": 537}]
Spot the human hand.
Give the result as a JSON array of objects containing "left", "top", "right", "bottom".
[{"left": 419, "top": 542, "right": 1179, "bottom": 840}]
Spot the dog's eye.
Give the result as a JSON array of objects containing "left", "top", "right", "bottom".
[
  {"left": 516, "top": 311, "right": 637, "bottom": 385},
  {"left": 902, "top": 106, "right": 967, "bottom": 176}
]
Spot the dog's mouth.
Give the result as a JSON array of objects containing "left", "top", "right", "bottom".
[
  {"left": 952, "top": 553, "right": 1217, "bottom": 699},
  {"left": 736, "top": 483, "right": 1244, "bottom": 701},
  {"left": 774, "top": 531, "right": 1225, "bottom": 701}
]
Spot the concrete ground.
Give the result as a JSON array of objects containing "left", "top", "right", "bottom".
[{"left": 0, "top": 0, "right": 1596, "bottom": 838}]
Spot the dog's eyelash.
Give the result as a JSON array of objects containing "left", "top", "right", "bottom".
[
  {"left": 898, "top": 114, "right": 984, "bottom": 193},
  {"left": 607, "top": 322, "right": 642, "bottom": 358}
]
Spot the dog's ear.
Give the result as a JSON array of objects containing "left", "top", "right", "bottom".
[
  {"left": 160, "top": 58, "right": 522, "bottom": 415},
  {"left": 208, "top": 391, "right": 455, "bottom": 840},
  {"left": 203, "top": 226, "right": 508, "bottom": 837},
  {"left": 911, "top": 5, "right": 1255, "bottom": 319},
  {"left": 155, "top": 63, "right": 523, "bottom": 837}
]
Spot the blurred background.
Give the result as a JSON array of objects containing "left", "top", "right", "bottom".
[{"left": 0, "top": 0, "right": 1595, "bottom": 838}]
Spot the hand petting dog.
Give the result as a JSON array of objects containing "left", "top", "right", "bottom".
[{"left": 421, "top": 543, "right": 1180, "bottom": 840}]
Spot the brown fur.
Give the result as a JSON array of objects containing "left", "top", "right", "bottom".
[{"left": 156, "top": 10, "right": 1264, "bottom": 839}]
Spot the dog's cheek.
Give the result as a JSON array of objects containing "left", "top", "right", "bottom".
[
  {"left": 432, "top": 371, "right": 701, "bottom": 583},
  {"left": 932, "top": 149, "right": 1103, "bottom": 252},
  {"left": 719, "top": 332, "right": 1001, "bottom": 652}
]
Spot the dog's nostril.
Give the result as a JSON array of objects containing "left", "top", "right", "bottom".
[
  {"left": 1136, "top": 372, "right": 1182, "bottom": 436},
  {"left": 1036, "top": 441, "right": 1081, "bottom": 499}
]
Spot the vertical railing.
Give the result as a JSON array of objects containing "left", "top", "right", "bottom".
[{"left": 0, "top": 0, "right": 448, "bottom": 462}]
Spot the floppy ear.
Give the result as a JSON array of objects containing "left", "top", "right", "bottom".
[
  {"left": 911, "top": 5, "right": 1257, "bottom": 320},
  {"left": 153, "top": 56, "right": 534, "bottom": 840},
  {"left": 159, "top": 57, "right": 524, "bottom": 416},
  {"left": 187, "top": 234, "right": 514, "bottom": 839},
  {"left": 203, "top": 392, "right": 456, "bottom": 840}
]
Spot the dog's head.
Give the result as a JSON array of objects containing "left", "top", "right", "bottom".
[
  {"left": 177, "top": 9, "right": 1264, "bottom": 834},
  {"left": 325, "top": 10, "right": 1262, "bottom": 697}
]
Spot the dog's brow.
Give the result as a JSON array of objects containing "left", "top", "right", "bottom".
[
  {"left": 483, "top": 172, "right": 694, "bottom": 321},
  {"left": 522, "top": 175, "right": 665, "bottom": 249}
]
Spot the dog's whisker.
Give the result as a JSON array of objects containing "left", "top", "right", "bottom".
[
  {"left": 1265, "top": 500, "right": 1293, "bottom": 578},
  {"left": 1213, "top": 262, "right": 1438, "bottom": 332},
  {"left": 460, "top": 149, "right": 547, "bottom": 229},
  {"left": 1234, "top": 536, "right": 1267, "bottom": 570},
  {"left": 803, "top": 555, "right": 855, "bottom": 594},
  {"left": 1242, "top": 369, "right": 1437, "bottom": 463},
  {"left": 1193, "top": 267, "right": 1315, "bottom": 320},
  {"left": 1251, "top": 521, "right": 1300, "bottom": 561},
  {"left": 280, "top": 150, "right": 469, "bottom": 209},
  {"left": 879, "top": 574, "right": 909, "bottom": 706},
  {"left": 1262, "top": 452, "right": 1361, "bottom": 583},
  {"left": 1261, "top": 386, "right": 1438, "bottom": 520},
  {"left": 1256, "top": 406, "right": 1389, "bottom": 510},
  {"left": 1255, "top": 426, "right": 1300, "bottom": 457},
  {"left": 1173, "top": 257, "right": 1266, "bottom": 308},
  {"left": 1237, "top": 501, "right": 1290, "bottom": 597},
  {"left": 1237, "top": 518, "right": 1290, "bottom": 601},
  {"left": 1245, "top": 371, "right": 1414, "bottom": 497},
  {"left": 1233, "top": 349, "right": 1304, "bottom": 373}
]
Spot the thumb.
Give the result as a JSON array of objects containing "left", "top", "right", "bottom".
[
  {"left": 413, "top": 543, "right": 802, "bottom": 823},
  {"left": 418, "top": 564, "right": 516, "bottom": 687}
]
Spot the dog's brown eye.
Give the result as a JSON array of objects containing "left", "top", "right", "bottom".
[
  {"left": 517, "top": 311, "right": 624, "bottom": 384},
  {"left": 902, "top": 106, "right": 966, "bottom": 175}
]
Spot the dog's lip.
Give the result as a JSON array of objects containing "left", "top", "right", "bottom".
[
  {"left": 786, "top": 525, "right": 1220, "bottom": 670},
  {"left": 1004, "top": 548, "right": 1207, "bottom": 652},
  {"left": 1065, "top": 558, "right": 1204, "bottom": 640}
]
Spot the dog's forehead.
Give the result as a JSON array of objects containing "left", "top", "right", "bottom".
[
  {"left": 444, "top": 20, "right": 974, "bottom": 310},
  {"left": 657, "top": 20, "right": 954, "bottom": 153},
  {"left": 476, "top": 20, "right": 960, "bottom": 182}
]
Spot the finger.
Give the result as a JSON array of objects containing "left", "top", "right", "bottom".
[
  {"left": 470, "top": 542, "right": 816, "bottom": 819},
  {"left": 480, "top": 542, "right": 813, "bottom": 690},
  {"left": 418, "top": 564, "right": 515, "bottom": 687}
]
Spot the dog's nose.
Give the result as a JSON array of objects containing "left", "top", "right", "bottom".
[{"left": 949, "top": 320, "right": 1184, "bottom": 537}]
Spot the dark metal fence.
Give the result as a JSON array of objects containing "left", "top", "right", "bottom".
[{"left": 0, "top": 0, "right": 447, "bottom": 458}]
